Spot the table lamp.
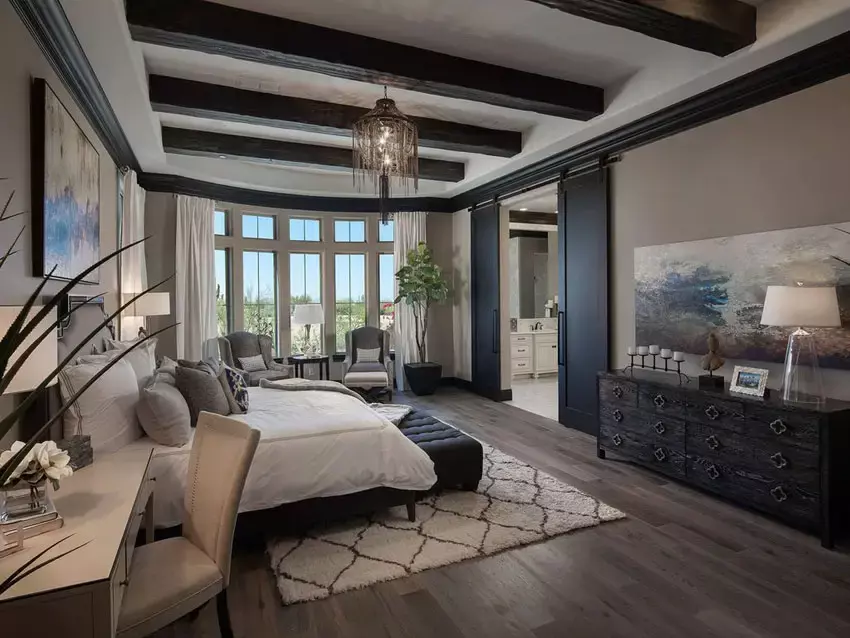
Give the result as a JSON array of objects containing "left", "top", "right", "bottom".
[
  {"left": 292, "top": 304, "right": 324, "bottom": 355},
  {"left": 122, "top": 292, "right": 171, "bottom": 339},
  {"left": 0, "top": 306, "right": 58, "bottom": 395},
  {"left": 760, "top": 285, "right": 840, "bottom": 405}
]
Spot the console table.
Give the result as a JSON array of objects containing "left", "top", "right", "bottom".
[
  {"left": 597, "top": 370, "right": 850, "bottom": 548},
  {"left": 0, "top": 448, "right": 154, "bottom": 637}
]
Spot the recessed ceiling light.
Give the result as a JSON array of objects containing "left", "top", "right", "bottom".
[{"left": 519, "top": 207, "right": 528, "bottom": 211}]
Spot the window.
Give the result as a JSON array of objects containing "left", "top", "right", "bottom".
[
  {"left": 379, "top": 254, "right": 395, "bottom": 340},
  {"left": 214, "top": 249, "right": 231, "bottom": 336},
  {"left": 334, "top": 220, "right": 365, "bottom": 243},
  {"left": 378, "top": 220, "right": 394, "bottom": 243},
  {"left": 242, "top": 214, "right": 275, "bottom": 239},
  {"left": 214, "top": 210, "right": 228, "bottom": 236},
  {"left": 289, "top": 218, "right": 321, "bottom": 242},
  {"left": 335, "top": 254, "right": 366, "bottom": 351},
  {"left": 290, "top": 253, "right": 322, "bottom": 354},
  {"left": 243, "top": 251, "right": 278, "bottom": 349}
]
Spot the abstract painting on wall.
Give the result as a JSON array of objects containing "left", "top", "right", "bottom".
[
  {"left": 31, "top": 78, "right": 100, "bottom": 283},
  {"left": 635, "top": 223, "right": 850, "bottom": 370}
]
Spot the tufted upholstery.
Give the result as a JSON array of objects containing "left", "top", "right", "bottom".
[
  {"left": 218, "top": 331, "right": 292, "bottom": 386},
  {"left": 397, "top": 411, "right": 483, "bottom": 491}
]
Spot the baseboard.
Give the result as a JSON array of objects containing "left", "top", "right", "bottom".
[
  {"left": 440, "top": 376, "right": 472, "bottom": 391},
  {"left": 440, "top": 378, "right": 511, "bottom": 402}
]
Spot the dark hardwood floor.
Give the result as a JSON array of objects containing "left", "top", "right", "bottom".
[{"left": 155, "top": 387, "right": 850, "bottom": 638}]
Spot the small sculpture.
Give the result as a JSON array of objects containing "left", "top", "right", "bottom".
[{"left": 699, "top": 333, "right": 725, "bottom": 389}]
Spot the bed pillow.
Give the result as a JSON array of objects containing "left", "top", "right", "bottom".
[
  {"left": 238, "top": 354, "right": 267, "bottom": 372},
  {"left": 175, "top": 365, "right": 230, "bottom": 426},
  {"left": 136, "top": 373, "right": 192, "bottom": 446},
  {"left": 356, "top": 347, "right": 381, "bottom": 363},
  {"left": 77, "top": 339, "right": 157, "bottom": 387},
  {"left": 219, "top": 365, "right": 249, "bottom": 414},
  {"left": 59, "top": 358, "right": 142, "bottom": 453}
]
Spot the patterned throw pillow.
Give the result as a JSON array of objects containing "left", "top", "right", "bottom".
[
  {"left": 238, "top": 354, "right": 267, "bottom": 372},
  {"left": 356, "top": 347, "right": 381, "bottom": 363},
  {"left": 220, "top": 365, "right": 249, "bottom": 414}
]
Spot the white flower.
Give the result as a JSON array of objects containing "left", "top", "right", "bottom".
[
  {"left": 1, "top": 440, "right": 73, "bottom": 487},
  {"left": 0, "top": 441, "right": 35, "bottom": 484}
]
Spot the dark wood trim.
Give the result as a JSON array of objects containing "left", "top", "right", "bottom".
[
  {"left": 509, "top": 210, "right": 558, "bottom": 224},
  {"left": 161, "top": 127, "right": 465, "bottom": 183},
  {"left": 150, "top": 76, "right": 521, "bottom": 158},
  {"left": 441, "top": 377, "right": 474, "bottom": 392},
  {"left": 137, "top": 173, "right": 456, "bottom": 213},
  {"left": 10, "top": 0, "right": 139, "bottom": 170},
  {"left": 127, "top": 0, "right": 604, "bottom": 120},
  {"left": 524, "top": 0, "right": 756, "bottom": 56},
  {"left": 452, "top": 29, "right": 850, "bottom": 210},
  {"left": 509, "top": 230, "right": 549, "bottom": 240}
]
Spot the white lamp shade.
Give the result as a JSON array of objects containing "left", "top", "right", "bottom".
[
  {"left": 0, "top": 306, "right": 58, "bottom": 394},
  {"left": 760, "top": 286, "right": 841, "bottom": 327},
  {"left": 122, "top": 292, "right": 171, "bottom": 317},
  {"left": 292, "top": 303, "right": 324, "bottom": 325}
]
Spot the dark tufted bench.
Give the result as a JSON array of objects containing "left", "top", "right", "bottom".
[{"left": 397, "top": 410, "right": 483, "bottom": 491}]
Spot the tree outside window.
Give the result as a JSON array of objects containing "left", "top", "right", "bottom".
[
  {"left": 335, "top": 254, "right": 366, "bottom": 352},
  {"left": 243, "top": 251, "right": 278, "bottom": 349},
  {"left": 290, "top": 253, "right": 322, "bottom": 354}
]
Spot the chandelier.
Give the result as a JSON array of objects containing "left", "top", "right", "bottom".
[{"left": 352, "top": 87, "right": 418, "bottom": 224}]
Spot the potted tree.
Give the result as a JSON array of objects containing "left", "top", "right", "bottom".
[{"left": 395, "top": 242, "right": 449, "bottom": 395}]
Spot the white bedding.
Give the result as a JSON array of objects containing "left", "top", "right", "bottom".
[{"left": 122, "top": 387, "right": 437, "bottom": 527}]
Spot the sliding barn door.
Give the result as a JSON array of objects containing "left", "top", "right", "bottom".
[
  {"left": 471, "top": 203, "right": 502, "bottom": 400},
  {"left": 558, "top": 169, "right": 610, "bottom": 434}
]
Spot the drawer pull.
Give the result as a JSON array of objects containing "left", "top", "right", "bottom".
[
  {"left": 653, "top": 447, "right": 667, "bottom": 462},
  {"left": 770, "top": 452, "right": 788, "bottom": 469},
  {"left": 653, "top": 394, "right": 667, "bottom": 408},
  {"left": 770, "top": 419, "right": 787, "bottom": 435},
  {"left": 613, "top": 409, "right": 624, "bottom": 423},
  {"left": 612, "top": 433, "right": 623, "bottom": 446},
  {"left": 770, "top": 485, "right": 788, "bottom": 503},
  {"left": 706, "top": 464, "right": 720, "bottom": 480},
  {"left": 705, "top": 405, "right": 720, "bottom": 421},
  {"left": 654, "top": 421, "right": 665, "bottom": 435},
  {"left": 705, "top": 435, "right": 720, "bottom": 451},
  {"left": 613, "top": 385, "right": 624, "bottom": 399}
]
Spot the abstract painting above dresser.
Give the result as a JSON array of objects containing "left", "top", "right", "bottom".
[{"left": 635, "top": 222, "right": 850, "bottom": 368}]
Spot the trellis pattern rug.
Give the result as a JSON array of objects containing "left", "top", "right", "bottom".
[{"left": 267, "top": 442, "right": 625, "bottom": 604}]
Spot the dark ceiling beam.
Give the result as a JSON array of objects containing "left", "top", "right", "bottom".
[
  {"left": 149, "top": 76, "right": 521, "bottom": 158},
  {"left": 161, "top": 127, "right": 465, "bottom": 183},
  {"left": 509, "top": 210, "right": 558, "bottom": 224},
  {"left": 525, "top": 0, "right": 756, "bottom": 56},
  {"left": 127, "top": 0, "right": 604, "bottom": 120}
]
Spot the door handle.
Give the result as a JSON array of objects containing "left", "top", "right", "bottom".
[
  {"left": 492, "top": 309, "right": 498, "bottom": 354},
  {"left": 557, "top": 311, "right": 565, "bottom": 366}
]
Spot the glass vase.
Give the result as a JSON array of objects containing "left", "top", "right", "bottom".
[
  {"left": 0, "top": 480, "right": 52, "bottom": 523},
  {"left": 781, "top": 328, "right": 824, "bottom": 406}
]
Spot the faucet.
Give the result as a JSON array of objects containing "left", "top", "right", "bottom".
[{"left": 533, "top": 321, "right": 543, "bottom": 331}]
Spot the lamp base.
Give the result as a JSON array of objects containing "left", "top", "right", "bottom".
[{"left": 781, "top": 327, "right": 824, "bottom": 405}]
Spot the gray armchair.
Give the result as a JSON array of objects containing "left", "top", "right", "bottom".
[
  {"left": 342, "top": 326, "right": 392, "bottom": 400},
  {"left": 217, "top": 331, "right": 292, "bottom": 386}
]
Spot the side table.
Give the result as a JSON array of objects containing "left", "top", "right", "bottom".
[{"left": 285, "top": 354, "right": 330, "bottom": 380}]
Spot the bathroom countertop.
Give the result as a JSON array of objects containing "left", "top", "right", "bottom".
[{"left": 511, "top": 330, "right": 558, "bottom": 336}]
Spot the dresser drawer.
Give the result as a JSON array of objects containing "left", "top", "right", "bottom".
[
  {"left": 687, "top": 394, "right": 746, "bottom": 431},
  {"left": 511, "top": 334, "right": 531, "bottom": 345},
  {"left": 511, "top": 344, "right": 531, "bottom": 357},
  {"left": 687, "top": 455, "right": 819, "bottom": 528},
  {"left": 534, "top": 333, "right": 558, "bottom": 345},
  {"left": 600, "top": 422, "right": 686, "bottom": 479},
  {"left": 600, "top": 403, "right": 685, "bottom": 446},
  {"left": 599, "top": 377, "right": 637, "bottom": 407},
  {"left": 638, "top": 385, "right": 688, "bottom": 418},
  {"left": 512, "top": 358, "right": 532, "bottom": 373},
  {"left": 745, "top": 406, "right": 820, "bottom": 451}
]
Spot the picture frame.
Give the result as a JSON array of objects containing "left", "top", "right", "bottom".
[
  {"left": 31, "top": 78, "right": 101, "bottom": 284},
  {"left": 730, "top": 366, "right": 769, "bottom": 397}
]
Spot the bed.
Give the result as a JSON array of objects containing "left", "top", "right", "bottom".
[{"left": 29, "top": 296, "right": 438, "bottom": 532}]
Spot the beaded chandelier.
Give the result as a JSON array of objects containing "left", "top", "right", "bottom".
[{"left": 352, "top": 87, "right": 418, "bottom": 224}]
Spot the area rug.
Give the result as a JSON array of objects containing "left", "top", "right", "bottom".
[{"left": 267, "top": 441, "right": 625, "bottom": 604}]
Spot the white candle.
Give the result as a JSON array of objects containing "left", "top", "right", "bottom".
[
  {"left": 637, "top": 346, "right": 649, "bottom": 355},
  {"left": 627, "top": 346, "right": 636, "bottom": 355},
  {"left": 673, "top": 351, "right": 685, "bottom": 362},
  {"left": 661, "top": 349, "right": 672, "bottom": 358},
  {"left": 649, "top": 345, "right": 661, "bottom": 355}
]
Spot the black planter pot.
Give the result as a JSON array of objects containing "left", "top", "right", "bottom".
[{"left": 404, "top": 362, "right": 442, "bottom": 395}]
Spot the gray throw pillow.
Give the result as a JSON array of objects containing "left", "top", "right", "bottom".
[
  {"left": 175, "top": 366, "right": 230, "bottom": 426},
  {"left": 238, "top": 354, "right": 267, "bottom": 372},
  {"left": 356, "top": 347, "right": 381, "bottom": 363},
  {"left": 136, "top": 373, "right": 192, "bottom": 446}
]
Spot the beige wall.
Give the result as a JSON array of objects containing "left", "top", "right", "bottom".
[
  {"left": 612, "top": 74, "right": 850, "bottom": 398},
  {"left": 144, "top": 192, "right": 178, "bottom": 359},
  {"left": 0, "top": 3, "right": 120, "bottom": 447},
  {"left": 425, "top": 213, "right": 455, "bottom": 376},
  {"left": 452, "top": 208, "right": 472, "bottom": 381}
]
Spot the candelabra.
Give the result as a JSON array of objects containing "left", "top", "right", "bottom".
[{"left": 624, "top": 345, "right": 690, "bottom": 384}]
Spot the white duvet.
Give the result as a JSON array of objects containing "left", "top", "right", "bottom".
[{"left": 123, "top": 387, "right": 437, "bottom": 527}]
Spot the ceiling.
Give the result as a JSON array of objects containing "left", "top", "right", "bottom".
[{"left": 60, "top": 0, "right": 850, "bottom": 201}]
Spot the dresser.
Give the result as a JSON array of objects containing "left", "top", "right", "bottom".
[
  {"left": 597, "top": 370, "right": 850, "bottom": 548},
  {"left": 511, "top": 331, "right": 558, "bottom": 378},
  {"left": 0, "top": 448, "right": 155, "bottom": 637}
]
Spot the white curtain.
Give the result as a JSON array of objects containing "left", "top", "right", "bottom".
[
  {"left": 393, "top": 211, "right": 427, "bottom": 391},
  {"left": 120, "top": 170, "right": 146, "bottom": 340},
  {"left": 175, "top": 195, "right": 216, "bottom": 360}
]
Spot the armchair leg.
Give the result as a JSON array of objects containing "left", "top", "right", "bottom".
[
  {"left": 216, "top": 589, "right": 234, "bottom": 638},
  {"left": 406, "top": 494, "right": 416, "bottom": 522}
]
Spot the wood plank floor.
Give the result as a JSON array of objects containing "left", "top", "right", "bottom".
[{"left": 155, "top": 387, "right": 850, "bottom": 638}]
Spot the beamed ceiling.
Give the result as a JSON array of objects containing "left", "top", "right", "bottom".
[{"left": 58, "top": 0, "right": 850, "bottom": 201}]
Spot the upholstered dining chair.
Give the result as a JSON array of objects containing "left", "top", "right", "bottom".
[
  {"left": 117, "top": 413, "right": 260, "bottom": 638},
  {"left": 218, "top": 331, "right": 292, "bottom": 386},
  {"left": 342, "top": 326, "right": 392, "bottom": 400}
]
